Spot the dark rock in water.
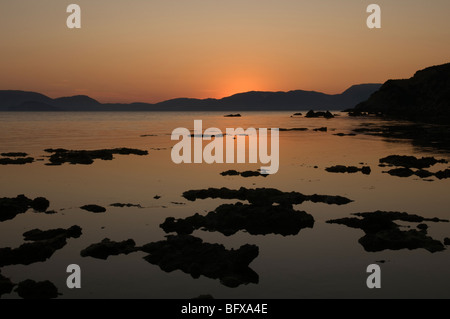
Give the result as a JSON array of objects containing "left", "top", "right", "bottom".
[
  {"left": 325, "top": 165, "right": 371, "bottom": 175},
  {"left": 385, "top": 168, "right": 415, "bottom": 178},
  {"left": 444, "top": 238, "right": 450, "bottom": 245},
  {"left": 417, "top": 223, "right": 428, "bottom": 230},
  {"left": 45, "top": 210, "right": 58, "bottom": 215},
  {"left": 0, "top": 157, "right": 34, "bottom": 165},
  {"left": 182, "top": 187, "right": 352, "bottom": 206},
  {"left": 279, "top": 128, "right": 308, "bottom": 132},
  {"left": 0, "top": 225, "right": 82, "bottom": 266},
  {"left": 334, "top": 133, "right": 356, "bottom": 137},
  {"left": 327, "top": 211, "right": 447, "bottom": 253},
  {"left": 31, "top": 197, "right": 50, "bottom": 212},
  {"left": 293, "top": 113, "right": 302, "bottom": 116},
  {"left": 379, "top": 155, "right": 447, "bottom": 169},
  {"left": 0, "top": 195, "right": 32, "bottom": 222},
  {"left": 224, "top": 114, "right": 241, "bottom": 117},
  {"left": 0, "top": 195, "right": 50, "bottom": 222},
  {"left": 435, "top": 169, "right": 450, "bottom": 180},
  {"left": 414, "top": 170, "right": 434, "bottom": 178},
  {"left": 110, "top": 203, "right": 143, "bottom": 208},
  {"left": 1, "top": 152, "right": 28, "bottom": 157},
  {"left": 161, "top": 202, "right": 314, "bottom": 236},
  {"left": 305, "top": 110, "right": 334, "bottom": 118},
  {"left": 313, "top": 127, "right": 327, "bottom": 132},
  {"left": 15, "top": 280, "right": 59, "bottom": 299},
  {"left": 154, "top": 195, "right": 161, "bottom": 200},
  {"left": 80, "top": 238, "right": 137, "bottom": 260},
  {"left": 0, "top": 271, "right": 14, "bottom": 297},
  {"left": 351, "top": 63, "right": 450, "bottom": 124},
  {"left": 44, "top": 147, "right": 148, "bottom": 165},
  {"left": 141, "top": 234, "right": 259, "bottom": 288},
  {"left": 220, "top": 170, "right": 268, "bottom": 178},
  {"left": 80, "top": 204, "right": 106, "bottom": 213},
  {"left": 23, "top": 225, "right": 82, "bottom": 241}
]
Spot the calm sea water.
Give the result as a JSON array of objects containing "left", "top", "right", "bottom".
[{"left": 0, "top": 111, "right": 449, "bottom": 298}]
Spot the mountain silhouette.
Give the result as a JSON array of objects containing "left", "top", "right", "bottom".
[
  {"left": 0, "top": 84, "right": 381, "bottom": 112},
  {"left": 351, "top": 63, "right": 450, "bottom": 124}
]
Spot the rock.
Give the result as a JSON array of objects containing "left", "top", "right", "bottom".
[
  {"left": 325, "top": 165, "right": 371, "bottom": 175},
  {"left": 417, "top": 223, "right": 428, "bottom": 230},
  {"left": 292, "top": 113, "right": 302, "bottom": 116},
  {"left": 31, "top": 197, "right": 50, "bottom": 212},
  {"left": 161, "top": 202, "right": 314, "bottom": 236},
  {"left": 0, "top": 271, "right": 14, "bottom": 297},
  {"left": 220, "top": 170, "right": 268, "bottom": 178},
  {"left": 154, "top": 195, "right": 161, "bottom": 200},
  {"left": 182, "top": 187, "right": 352, "bottom": 206},
  {"left": 23, "top": 225, "right": 82, "bottom": 241},
  {"left": 0, "top": 157, "right": 34, "bottom": 165},
  {"left": 1, "top": 152, "right": 28, "bottom": 157},
  {"left": 414, "top": 169, "right": 434, "bottom": 178},
  {"left": 305, "top": 110, "right": 334, "bottom": 118},
  {"left": 435, "top": 169, "right": 450, "bottom": 179},
  {"left": 80, "top": 204, "right": 106, "bottom": 213},
  {"left": 379, "top": 155, "right": 447, "bottom": 169},
  {"left": 327, "top": 211, "right": 447, "bottom": 253},
  {"left": 15, "top": 280, "right": 59, "bottom": 299},
  {"left": 385, "top": 168, "right": 415, "bottom": 177},
  {"left": 224, "top": 114, "right": 241, "bottom": 117},
  {"left": 313, "top": 127, "right": 327, "bottom": 132},
  {"left": 0, "top": 225, "right": 82, "bottom": 266},
  {"left": 334, "top": 133, "right": 356, "bottom": 137},
  {"left": 141, "top": 235, "right": 259, "bottom": 288},
  {"left": 44, "top": 147, "right": 148, "bottom": 165},
  {"left": 444, "top": 238, "right": 450, "bottom": 245},
  {"left": 110, "top": 203, "right": 143, "bottom": 208},
  {"left": 279, "top": 128, "right": 308, "bottom": 132},
  {"left": 80, "top": 238, "right": 137, "bottom": 260}
]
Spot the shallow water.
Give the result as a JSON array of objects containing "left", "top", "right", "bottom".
[{"left": 0, "top": 111, "right": 449, "bottom": 299}]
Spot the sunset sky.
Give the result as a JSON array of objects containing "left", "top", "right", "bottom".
[{"left": 1, "top": 0, "right": 449, "bottom": 103}]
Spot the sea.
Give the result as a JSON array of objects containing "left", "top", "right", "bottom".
[{"left": 0, "top": 111, "right": 449, "bottom": 298}]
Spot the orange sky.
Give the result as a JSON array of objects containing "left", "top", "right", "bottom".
[{"left": 1, "top": 1, "right": 449, "bottom": 103}]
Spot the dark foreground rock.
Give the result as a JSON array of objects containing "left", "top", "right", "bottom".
[
  {"left": 0, "top": 195, "right": 50, "bottom": 222},
  {"left": 141, "top": 235, "right": 259, "bottom": 288},
  {"left": 161, "top": 202, "right": 314, "bottom": 236},
  {"left": 305, "top": 110, "right": 334, "bottom": 118},
  {"left": 379, "top": 155, "right": 447, "bottom": 169},
  {"left": 183, "top": 187, "right": 352, "bottom": 206},
  {"left": 327, "top": 211, "right": 447, "bottom": 253},
  {"left": 0, "top": 271, "right": 14, "bottom": 297},
  {"left": 80, "top": 238, "right": 137, "bottom": 260},
  {"left": 80, "top": 204, "right": 106, "bottom": 213},
  {"left": 44, "top": 147, "right": 148, "bottom": 165},
  {"left": 220, "top": 170, "right": 268, "bottom": 178},
  {"left": 326, "top": 165, "right": 371, "bottom": 175},
  {"left": 0, "top": 157, "right": 34, "bottom": 165},
  {"left": 0, "top": 225, "right": 82, "bottom": 267},
  {"left": 15, "top": 280, "right": 59, "bottom": 299},
  {"left": 444, "top": 238, "right": 450, "bottom": 245}
]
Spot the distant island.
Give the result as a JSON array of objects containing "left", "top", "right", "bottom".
[
  {"left": 350, "top": 63, "right": 450, "bottom": 124},
  {"left": 0, "top": 84, "right": 381, "bottom": 112}
]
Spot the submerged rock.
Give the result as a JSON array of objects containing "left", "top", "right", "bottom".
[
  {"left": 141, "top": 234, "right": 259, "bottom": 288},
  {"left": 80, "top": 238, "right": 137, "bottom": 260},
  {"left": 379, "top": 155, "right": 447, "bottom": 169},
  {"left": 0, "top": 271, "right": 14, "bottom": 297},
  {"left": 80, "top": 204, "right": 106, "bottom": 213},
  {"left": 220, "top": 170, "right": 268, "bottom": 178},
  {"left": 44, "top": 147, "right": 148, "bottom": 165},
  {"left": 161, "top": 202, "right": 314, "bottom": 236},
  {"left": 0, "top": 195, "right": 50, "bottom": 222},
  {"left": 327, "top": 211, "right": 447, "bottom": 253},
  {"left": 0, "top": 225, "right": 82, "bottom": 266},
  {"left": 182, "top": 187, "right": 352, "bottom": 206},
  {"left": 325, "top": 165, "right": 371, "bottom": 175},
  {"left": 15, "top": 280, "right": 59, "bottom": 299},
  {"left": 0, "top": 157, "right": 34, "bottom": 165}
]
